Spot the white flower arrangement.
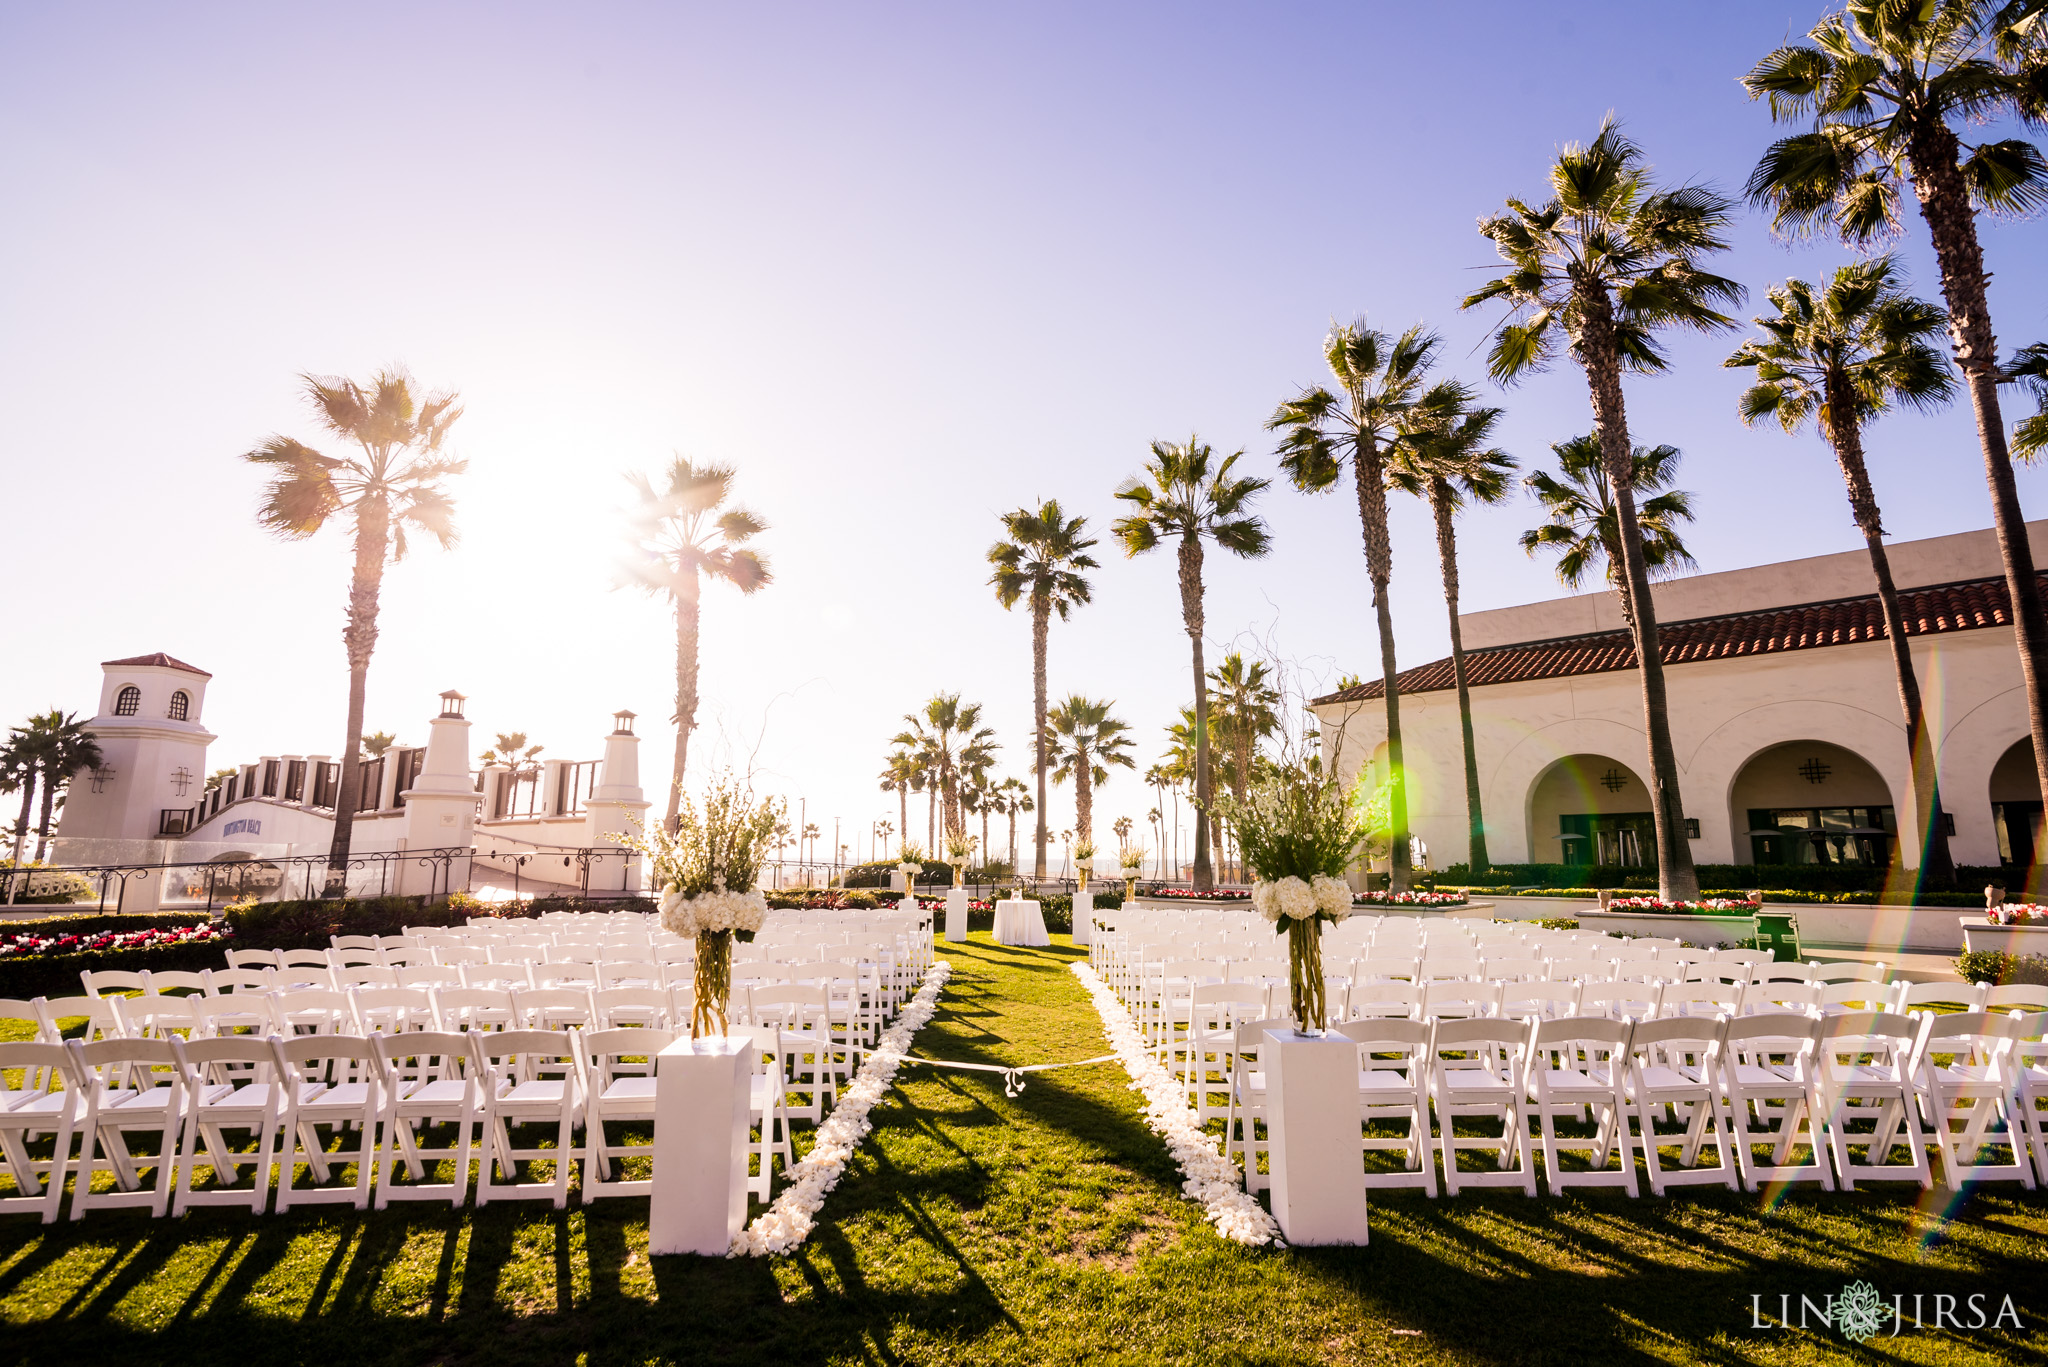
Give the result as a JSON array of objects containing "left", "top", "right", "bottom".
[
  {"left": 730, "top": 958, "right": 952, "bottom": 1257},
  {"left": 660, "top": 882, "right": 768, "bottom": 938},
  {"left": 1069, "top": 960, "right": 1281, "bottom": 1247}
]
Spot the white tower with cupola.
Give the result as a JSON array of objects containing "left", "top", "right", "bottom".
[{"left": 55, "top": 653, "right": 216, "bottom": 849}]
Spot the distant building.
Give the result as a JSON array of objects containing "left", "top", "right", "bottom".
[
  {"left": 54, "top": 656, "right": 649, "bottom": 907},
  {"left": 1311, "top": 522, "right": 2047, "bottom": 880}
]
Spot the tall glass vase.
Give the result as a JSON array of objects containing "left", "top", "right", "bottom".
[
  {"left": 693, "top": 928, "right": 732, "bottom": 1036},
  {"left": 1287, "top": 917, "right": 1327, "bottom": 1033}
]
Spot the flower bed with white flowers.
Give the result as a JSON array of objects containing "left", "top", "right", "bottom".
[
  {"left": 1068, "top": 960, "right": 1281, "bottom": 1247},
  {"left": 731, "top": 958, "right": 954, "bottom": 1257}
]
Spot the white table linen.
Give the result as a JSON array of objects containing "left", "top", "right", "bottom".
[{"left": 991, "top": 898, "right": 1050, "bottom": 947}]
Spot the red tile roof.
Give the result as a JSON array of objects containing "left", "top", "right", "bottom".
[
  {"left": 102, "top": 652, "right": 211, "bottom": 676},
  {"left": 1311, "top": 573, "right": 2034, "bottom": 705}
]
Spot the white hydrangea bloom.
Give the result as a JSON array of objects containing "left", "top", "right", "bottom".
[
  {"left": 1249, "top": 881, "right": 1282, "bottom": 923},
  {"left": 658, "top": 882, "right": 696, "bottom": 937},
  {"left": 1274, "top": 875, "right": 1318, "bottom": 921},
  {"left": 1310, "top": 875, "right": 1352, "bottom": 919}
]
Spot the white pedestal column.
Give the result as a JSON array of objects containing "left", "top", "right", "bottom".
[
  {"left": 1070, "top": 889, "right": 1093, "bottom": 945},
  {"left": 1262, "top": 1029, "right": 1369, "bottom": 1246},
  {"left": 943, "top": 887, "right": 969, "bottom": 942},
  {"left": 648, "top": 1035, "right": 753, "bottom": 1256}
]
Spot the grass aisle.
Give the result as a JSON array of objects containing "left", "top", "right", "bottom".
[{"left": 4, "top": 934, "right": 2047, "bottom": 1365}]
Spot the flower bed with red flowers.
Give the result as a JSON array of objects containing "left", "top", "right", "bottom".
[
  {"left": 0, "top": 921, "right": 233, "bottom": 960},
  {"left": 1605, "top": 896, "right": 1760, "bottom": 915},
  {"left": 1352, "top": 889, "right": 1468, "bottom": 907},
  {"left": 1989, "top": 904, "right": 2048, "bottom": 925}
]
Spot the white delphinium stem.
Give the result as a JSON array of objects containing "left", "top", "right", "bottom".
[
  {"left": 1068, "top": 962, "right": 1282, "bottom": 1247},
  {"left": 729, "top": 959, "right": 952, "bottom": 1257}
]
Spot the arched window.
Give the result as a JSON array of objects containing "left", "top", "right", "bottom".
[
  {"left": 114, "top": 685, "right": 141, "bottom": 717},
  {"left": 167, "top": 690, "right": 190, "bottom": 721}
]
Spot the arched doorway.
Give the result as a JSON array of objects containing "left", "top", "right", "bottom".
[
  {"left": 1528, "top": 755, "right": 1652, "bottom": 869},
  {"left": 1731, "top": 740, "right": 1894, "bottom": 868},
  {"left": 1989, "top": 738, "right": 2040, "bottom": 874}
]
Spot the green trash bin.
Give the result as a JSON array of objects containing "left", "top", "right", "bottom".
[{"left": 1752, "top": 910, "right": 1802, "bottom": 963}]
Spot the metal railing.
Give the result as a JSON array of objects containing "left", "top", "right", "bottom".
[{"left": 0, "top": 843, "right": 641, "bottom": 915}]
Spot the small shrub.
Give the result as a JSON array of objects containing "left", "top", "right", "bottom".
[{"left": 1956, "top": 950, "right": 2048, "bottom": 987}]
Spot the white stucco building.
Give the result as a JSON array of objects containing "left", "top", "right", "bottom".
[
  {"left": 1312, "top": 522, "right": 2048, "bottom": 881},
  {"left": 53, "top": 654, "right": 650, "bottom": 908}
]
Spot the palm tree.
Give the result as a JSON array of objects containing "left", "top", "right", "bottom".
[
  {"left": 993, "top": 776, "right": 1033, "bottom": 872},
  {"left": 28, "top": 712, "right": 101, "bottom": 862},
  {"left": 1043, "top": 695, "right": 1137, "bottom": 850},
  {"left": 1206, "top": 652, "right": 1280, "bottom": 818},
  {"left": 360, "top": 731, "right": 399, "bottom": 760},
  {"left": 1462, "top": 121, "right": 1743, "bottom": 900},
  {"left": 1388, "top": 383, "right": 1518, "bottom": 872},
  {"left": 1521, "top": 436, "right": 1698, "bottom": 620},
  {"left": 988, "top": 501, "right": 1099, "bottom": 879},
  {"left": 2009, "top": 342, "right": 2048, "bottom": 461},
  {"left": 1113, "top": 439, "right": 1271, "bottom": 892},
  {"left": 1268, "top": 322, "right": 1441, "bottom": 891},
  {"left": 891, "top": 694, "right": 996, "bottom": 844},
  {"left": 621, "top": 457, "right": 771, "bottom": 833},
  {"left": 244, "top": 366, "right": 465, "bottom": 889},
  {"left": 1726, "top": 255, "right": 1959, "bottom": 885},
  {"left": 1745, "top": 2, "right": 2048, "bottom": 806},
  {"left": 879, "top": 749, "right": 918, "bottom": 854},
  {"left": 1, "top": 732, "right": 41, "bottom": 887}
]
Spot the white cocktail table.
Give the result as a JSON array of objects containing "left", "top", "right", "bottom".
[{"left": 991, "top": 898, "right": 1050, "bottom": 947}]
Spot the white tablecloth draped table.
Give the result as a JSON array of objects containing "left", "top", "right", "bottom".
[{"left": 991, "top": 898, "right": 1050, "bottom": 947}]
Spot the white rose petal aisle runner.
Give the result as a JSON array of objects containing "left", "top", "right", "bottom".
[
  {"left": 1068, "top": 960, "right": 1282, "bottom": 1248},
  {"left": 730, "top": 957, "right": 954, "bottom": 1256}
]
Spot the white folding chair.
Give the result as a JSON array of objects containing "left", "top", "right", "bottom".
[
  {"left": 597, "top": 960, "right": 664, "bottom": 991},
  {"left": 578, "top": 1027, "right": 678, "bottom": 1201},
  {"left": 80, "top": 969, "right": 151, "bottom": 999},
  {"left": 1719, "top": 1013, "right": 1832, "bottom": 1192},
  {"left": 65, "top": 1036, "right": 187, "bottom": 1219},
  {"left": 1984, "top": 984, "right": 2048, "bottom": 1014},
  {"left": 1624, "top": 1016, "right": 1738, "bottom": 1194},
  {"left": 592, "top": 987, "right": 673, "bottom": 1030},
  {"left": 1338, "top": 1017, "right": 1438, "bottom": 1195},
  {"left": 1916, "top": 1011, "right": 2031, "bottom": 1192},
  {"left": 1222, "top": 1016, "right": 1291, "bottom": 1195},
  {"left": 1429, "top": 1017, "right": 1537, "bottom": 1196},
  {"left": 469, "top": 1030, "right": 583, "bottom": 1209},
  {"left": 2013, "top": 1012, "right": 2048, "bottom": 1185},
  {"left": 141, "top": 969, "right": 210, "bottom": 997},
  {"left": 748, "top": 985, "right": 838, "bottom": 1122},
  {"left": 272, "top": 1033, "right": 382, "bottom": 1212},
  {"left": 372, "top": 1031, "right": 478, "bottom": 1209},
  {"left": 169, "top": 1035, "right": 285, "bottom": 1215},
  {"left": 1185, "top": 984, "right": 1271, "bottom": 1120},
  {"left": 513, "top": 987, "right": 597, "bottom": 1033},
  {"left": 735, "top": 1024, "right": 793, "bottom": 1199},
  {"left": 0, "top": 1041, "right": 81, "bottom": 1222},
  {"left": 1892, "top": 980, "right": 1987, "bottom": 1015},
  {"left": 350, "top": 987, "right": 439, "bottom": 1037},
  {"left": 1812, "top": 1010, "right": 1932, "bottom": 1190},
  {"left": 434, "top": 987, "right": 517, "bottom": 1034},
  {"left": 1527, "top": 1016, "right": 1638, "bottom": 1196}
]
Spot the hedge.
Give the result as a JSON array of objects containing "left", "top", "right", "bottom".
[
  {"left": 1443, "top": 862, "right": 2012, "bottom": 896},
  {"left": 223, "top": 892, "right": 655, "bottom": 949},
  {"left": 0, "top": 940, "right": 228, "bottom": 999}
]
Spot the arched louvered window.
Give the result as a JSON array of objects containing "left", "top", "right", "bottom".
[
  {"left": 114, "top": 685, "right": 141, "bottom": 717},
  {"left": 168, "top": 690, "right": 190, "bottom": 721}
]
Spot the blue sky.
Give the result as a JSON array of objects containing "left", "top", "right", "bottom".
[{"left": 3, "top": 2, "right": 2044, "bottom": 867}]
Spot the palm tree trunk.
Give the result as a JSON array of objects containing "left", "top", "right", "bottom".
[
  {"left": 926, "top": 785, "right": 935, "bottom": 853},
  {"left": 1431, "top": 485, "right": 1489, "bottom": 872},
  {"left": 1076, "top": 749, "right": 1093, "bottom": 850},
  {"left": 33, "top": 779, "right": 57, "bottom": 864},
  {"left": 1353, "top": 442, "right": 1411, "bottom": 892},
  {"left": 898, "top": 786, "right": 909, "bottom": 855},
  {"left": 9, "top": 775, "right": 35, "bottom": 893},
  {"left": 1178, "top": 534, "right": 1214, "bottom": 892},
  {"left": 1908, "top": 129, "right": 2048, "bottom": 813},
  {"left": 1576, "top": 286, "right": 1700, "bottom": 900},
  {"left": 328, "top": 495, "right": 391, "bottom": 896},
  {"left": 666, "top": 565, "right": 702, "bottom": 834},
  {"left": 1032, "top": 600, "right": 1051, "bottom": 879},
  {"left": 1824, "top": 387, "right": 1955, "bottom": 887}
]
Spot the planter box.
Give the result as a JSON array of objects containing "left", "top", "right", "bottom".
[
  {"left": 1962, "top": 920, "right": 2048, "bottom": 956},
  {"left": 1576, "top": 910, "right": 1759, "bottom": 947}
]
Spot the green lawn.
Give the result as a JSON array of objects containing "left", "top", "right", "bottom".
[{"left": 3, "top": 935, "right": 2046, "bottom": 1366}]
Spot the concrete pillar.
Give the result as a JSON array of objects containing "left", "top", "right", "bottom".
[
  {"left": 398, "top": 692, "right": 479, "bottom": 898},
  {"left": 585, "top": 710, "right": 651, "bottom": 892}
]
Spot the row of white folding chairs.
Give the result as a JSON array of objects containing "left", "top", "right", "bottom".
[
  {"left": 0, "top": 1023, "right": 797, "bottom": 1222},
  {"left": 1210, "top": 1008, "right": 2048, "bottom": 1200}
]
